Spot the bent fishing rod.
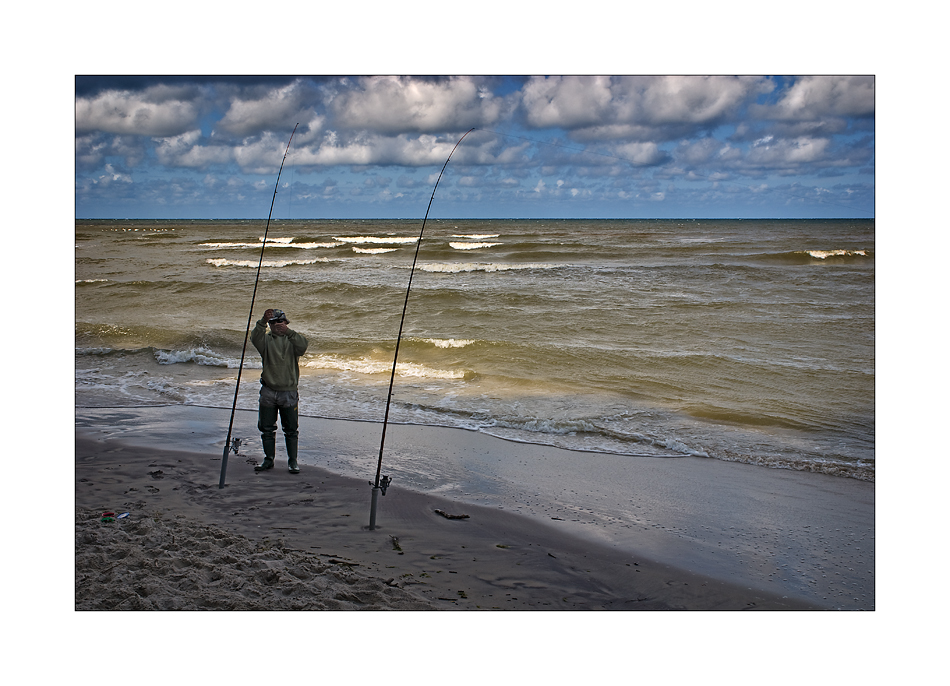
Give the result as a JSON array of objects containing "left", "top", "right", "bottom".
[
  {"left": 219, "top": 123, "right": 298, "bottom": 489},
  {"left": 368, "top": 127, "right": 474, "bottom": 529}
]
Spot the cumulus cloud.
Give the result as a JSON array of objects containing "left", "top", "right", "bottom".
[
  {"left": 153, "top": 130, "right": 232, "bottom": 169},
  {"left": 521, "top": 76, "right": 771, "bottom": 141},
  {"left": 755, "top": 76, "right": 874, "bottom": 121},
  {"left": 218, "top": 80, "right": 322, "bottom": 137},
  {"left": 231, "top": 131, "right": 301, "bottom": 174},
  {"left": 746, "top": 135, "right": 831, "bottom": 168},
  {"left": 674, "top": 138, "right": 726, "bottom": 165},
  {"left": 285, "top": 131, "right": 531, "bottom": 170},
  {"left": 614, "top": 141, "right": 668, "bottom": 166},
  {"left": 521, "top": 76, "right": 614, "bottom": 129},
  {"left": 74, "top": 75, "right": 875, "bottom": 218},
  {"left": 75, "top": 87, "right": 201, "bottom": 137},
  {"left": 76, "top": 133, "right": 148, "bottom": 169},
  {"left": 328, "top": 76, "right": 510, "bottom": 134}
]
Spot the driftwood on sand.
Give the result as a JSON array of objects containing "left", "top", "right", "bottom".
[{"left": 434, "top": 509, "right": 470, "bottom": 520}]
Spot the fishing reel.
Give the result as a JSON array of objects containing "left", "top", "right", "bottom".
[{"left": 369, "top": 475, "right": 393, "bottom": 495}]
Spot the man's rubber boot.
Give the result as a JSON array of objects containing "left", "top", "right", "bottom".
[
  {"left": 256, "top": 406, "right": 278, "bottom": 472},
  {"left": 286, "top": 434, "right": 300, "bottom": 474},
  {"left": 255, "top": 434, "right": 276, "bottom": 471}
]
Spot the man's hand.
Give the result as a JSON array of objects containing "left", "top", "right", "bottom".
[
  {"left": 263, "top": 309, "right": 275, "bottom": 322},
  {"left": 271, "top": 321, "right": 290, "bottom": 336}
]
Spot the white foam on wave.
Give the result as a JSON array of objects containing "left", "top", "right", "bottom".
[
  {"left": 353, "top": 247, "right": 399, "bottom": 254},
  {"left": 291, "top": 242, "right": 343, "bottom": 249},
  {"left": 452, "top": 234, "right": 500, "bottom": 240},
  {"left": 449, "top": 242, "right": 503, "bottom": 250},
  {"left": 333, "top": 236, "right": 419, "bottom": 244},
  {"left": 806, "top": 249, "right": 869, "bottom": 259},
  {"left": 153, "top": 346, "right": 261, "bottom": 369},
  {"left": 420, "top": 338, "right": 476, "bottom": 349},
  {"left": 76, "top": 279, "right": 108, "bottom": 283},
  {"left": 77, "top": 346, "right": 113, "bottom": 355},
  {"left": 200, "top": 240, "right": 341, "bottom": 249},
  {"left": 480, "top": 416, "right": 708, "bottom": 458},
  {"left": 304, "top": 354, "right": 468, "bottom": 380},
  {"left": 416, "top": 262, "right": 561, "bottom": 274},
  {"left": 206, "top": 257, "right": 330, "bottom": 268}
]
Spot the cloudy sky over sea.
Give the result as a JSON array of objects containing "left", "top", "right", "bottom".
[{"left": 75, "top": 74, "right": 874, "bottom": 219}]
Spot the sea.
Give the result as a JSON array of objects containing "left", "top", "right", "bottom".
[{"left": 75, "top": 218, "right": 874, "bottom": 482}]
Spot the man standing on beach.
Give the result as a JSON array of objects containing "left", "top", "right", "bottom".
[{"left": 251, "top": 308, "right": 308, "bottom": 474}]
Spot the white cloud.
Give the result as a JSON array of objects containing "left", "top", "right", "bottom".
[
  {"left": 755, "top": 76, "right": 874, "bottom": 121},
  {"left": 614, "top": 141, "right": 666, "bottom": 166},
  {"left": 218, "top": 80, "right": 319, "bottom": 136},
  {"left": 521, "top": 76, "right": 614, "bottom": 129},
  {"left": 610, "top": 76, "right": 769, "bottom": 125},
  {"left": 232, "top": 132, "right": 298, "bottom": 173},
  {"left": 329, "top": 76, "right": 509, "bottom": 133},
  {"left": 99, "top": 163, "right": 132, "bottom": 185},
  {"left": 521, "top": 76, "right": 771, "bottom": 139},
  {"left": 74, "top": 75, "right": 875, "bottom": 218},
  {"left": 674, "top": 138, "right": 723, "bottom": 165},
  {"left": 154, "top": 130, "right": 232, "bottom": 169},
  {"left": 286, "top": 132, "right": 515, "bottom": 169},
  {"left": 75, "top": 88, "right": 200, "bottom": 137},
  {"left": 746, "top": 136, "right": 831, "bottom": 167}
]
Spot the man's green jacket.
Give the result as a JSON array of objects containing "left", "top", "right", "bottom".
[{"left": 251, "top": 318, "right": 309, "bottom": 391}]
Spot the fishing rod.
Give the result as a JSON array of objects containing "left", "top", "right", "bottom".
[
  {"left": 218, "top": 123, "right": 298, "bottom": 489},
  {"left": 368, "top": 127, "right": 475, "bottom": 530}
]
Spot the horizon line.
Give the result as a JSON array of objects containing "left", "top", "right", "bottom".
[{"left": 75, "top": 216, "right": 876, "bottom": 221}]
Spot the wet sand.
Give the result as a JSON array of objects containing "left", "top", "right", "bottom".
[{"left": 71, "top": 404, "right": 873, "bottom": 611}]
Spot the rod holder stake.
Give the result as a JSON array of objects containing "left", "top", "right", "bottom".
[{"left": 369, "top": 486, "right": 380, "bottom": 530}]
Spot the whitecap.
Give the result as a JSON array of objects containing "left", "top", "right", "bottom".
[
  {"left": 200, "top": 240, "right": 340, "bottom": 249},
  {"left": 806, "top": 249, "right": 868, "bottom": 259},
  {"left": 353, "top": 247, "right": 399, "bottom": 254},
  {"left": 304, "top": 354, "right": 468, "bottom": 380},
  {"left": 206, "top": 257, "right": 330, "bottom": 268},
  {"left": 421, "top": 338, "right": 477, "bottom": 348},
  {"left": 416, "top": 262, "right": 561, "bottom": 274},
  {"left": 290, "top": 242, "right": 343, "bottom": 249},
  {"left": 153, "top": 346, "right": 261, "bottom": 369},
  {"left": 333, "top": 236, "right": 419, "bottom": 244},
  {"left": 449, "top": 242, "right": 503, "bottom": 250}
]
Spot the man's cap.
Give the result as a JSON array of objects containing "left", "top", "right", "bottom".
[{"left": 269, "top": 309, "right": 288, "bottom": 323}]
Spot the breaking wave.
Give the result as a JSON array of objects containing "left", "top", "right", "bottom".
[
  {"left": 206, "top": 257, "right": 331, "bottom": 268},
  {"left": 304, "top": 354, "right": 472, "bottom": 380},
  {"left": 416, "top": 262, "right": 563, "bottom": 274},
  {"left": 333, "top": 236, "right": 419, "bottom": 245},
  {"left": 449, "top": 242, "right": 504, "bottom": 250}
]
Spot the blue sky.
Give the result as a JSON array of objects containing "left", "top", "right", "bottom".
[{"left": 75, "top": 75, "right": 874, "bottom": 219}]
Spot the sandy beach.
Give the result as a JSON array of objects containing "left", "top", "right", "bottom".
[{"left": 75, "top": 404, "right": 874, "bottom": 611}]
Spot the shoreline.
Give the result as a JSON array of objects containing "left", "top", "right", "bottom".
[
  {"left": 75, "top": 403, "right": 873, "bottom": 610},
  {"left": 76, "top": 438, "right": 813, "bottom": 611}
]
